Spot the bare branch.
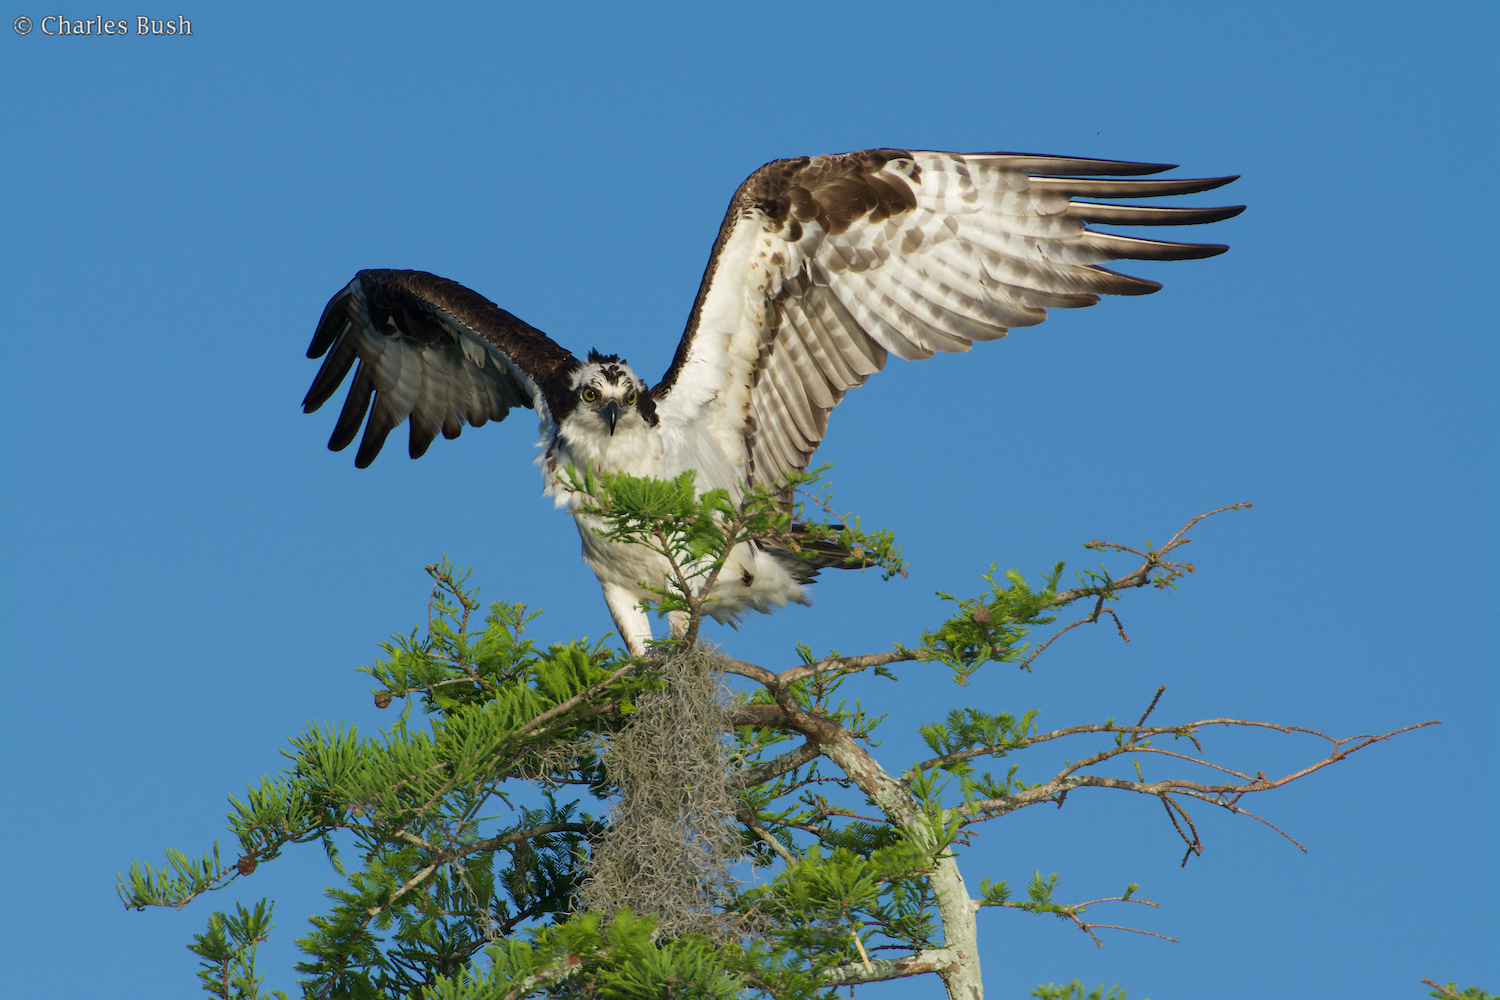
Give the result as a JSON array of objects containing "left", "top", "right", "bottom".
[
  {"left": 1075, "top": 923, "right": 1179, "bottom": 945},
  {"left": 1050, "top": 503, "right": 1252, "bottom": 608},
  {"left": 954, "top": 721, "right": 1441, "bottom": 861},
  {"left": 913, "top": 716, "right": 1436, "bottom": 785},
  {"left": 850, "top": 929, "right": 875, "bottom": 974},
  {"left": 1011, "top": 509, "right": 1252, "bottom": 674},
  {"left": 1161, "top": 795, "right": 1203, "bottom": 864},
  {"left": 1020, "top": 596, "right": 1128, "bottom": 671},
  {"left": 1135, "top": 686, "right": 1167, "bottom": 728},
  {"left": 992, "top": 892, "right": 1175, "bottom": 947},
  {"left": 718, "top": 656, "right": 780, "bottom": 685}
]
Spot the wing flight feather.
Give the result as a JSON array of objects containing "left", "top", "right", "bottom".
[
  {"left": 653, "top": 149, "right": 1242, "bottom": 487},
  {"left": 302, "top": 270, "right": 579, "bottom": 468}
]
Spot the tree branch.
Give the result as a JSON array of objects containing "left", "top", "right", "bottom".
[
  {"left": 367, "top": 822, "right": 599, "bottom": 923},
  {"left": 729, "top": 737, "right": 822, "bottom": 790},
  {"left": 1050, "top": 503, "right": 1251, "bottom": 605},
  {"left": 955, "top": 721, "right": 1439, "bottom": 833},
  {"left": 779, "top": 650, "right": 919, "bottom": 685},
  {"left": 819, "top": 947, "right": 959, "bottom": 986},
  {"left": 499, "top": 954, "right": 585, "bottom": 1000}
]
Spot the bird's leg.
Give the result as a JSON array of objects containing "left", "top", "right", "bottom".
[{"left": 601, "top": 582, "right": 652, "bottom": 658}]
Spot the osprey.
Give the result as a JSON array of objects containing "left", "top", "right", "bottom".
[{"left": 302, "top": 149, "right": 1241, "bottom": 655}]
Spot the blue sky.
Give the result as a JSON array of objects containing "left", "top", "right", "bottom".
[{"left": 1, "top": 3, "right": 1495, "bottom": 998}]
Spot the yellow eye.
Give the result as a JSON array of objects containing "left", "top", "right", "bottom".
[
  {"left": 582, "top": 387, "right": 599, "bottom": 402},
  {"left": 625, "top": 391, "right": 637, "bottom": 406}
]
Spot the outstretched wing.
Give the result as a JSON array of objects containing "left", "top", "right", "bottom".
[
  {"left": 651, "top": 150, "right": 1243, "bottom": 488},
  {"left": 303, "top": 269, "right": 580, "bottom": 467}
]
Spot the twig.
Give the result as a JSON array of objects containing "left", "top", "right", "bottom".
[
  {"left": 1135, "top": 687, "right": 1167, "bottom": 728},
  {"left": 992, "top": 893, "right": 1178, "bottom": 947},
  {"left": 365, "top": 821, "right": 597, "bottom": 923},
  {"left": 1160, "top": 795, "right": 1202, "bottom": 864},
  {"left": 738, "top": 806, "right": 798, "bottom": 867},
  {"left": 507, "top": 660, "right": 641, "bottom": 745},
  {"left": 851, "top": 929, "right": 875, "bottom": 974},
  {"left": 1018, "top": 596, "right": 1131, "bottom": 672},
  {"left": 1078, "top": 923, "right": 1178, "bottom": 945}
]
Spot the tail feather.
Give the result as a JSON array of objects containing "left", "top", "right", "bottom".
[{"left": 759, "top": 524, "right": 874, "bottom": 584}]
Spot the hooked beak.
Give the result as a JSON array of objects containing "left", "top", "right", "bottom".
[{"left": 601, "top": 400, "right": 620, "bottom": 435}]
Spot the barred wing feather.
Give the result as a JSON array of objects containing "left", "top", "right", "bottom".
[
  {"left": 651, "top": 150, "right": 1241, "bottom": 488},
  {"left": 303, "top": 269, "right": 579, "bottom": 468}
]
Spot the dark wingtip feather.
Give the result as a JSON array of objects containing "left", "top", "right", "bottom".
[
  {"left": 308, "top": 284, "right": 356, "bottom": 359},
  {"left": 355, "top": 421, "right": 395, "bottom": 468},
  {"left": 1068, "top": 203, "right": 1247, "bottom": 227},
  {"left": 302, "top": 332, "right": 357, "bottom": 413},
  {"left": 1201, "top": 204, "right": 1247, "bottom": 223},
  {"left": 1084, "top": 231, "right": 1232, "bottom": 261},
  {"left": 1033, "top": 175, "right": 1240, "bottom": 199},
  {"left": 355, "top": 394, "right": 406, "bottom": 468},
  {"left": 1180, "top": 175, "right": 1240, "bottom": 194},
  {"left": 409, "top": 418, "right": 439, "bottom": 460},
  {"left": 975, "top": 152, "right": 1179, "bottom": 176},
  {"left": 328, "top": 361, "right": 373, "bottom": 453},
  {"left": 1092, "top": 266, "right": 1165, "bottom": 296}
]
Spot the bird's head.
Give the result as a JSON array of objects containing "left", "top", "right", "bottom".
[{"left": 567, "top": 350, "right": 655, "bottom": 438}]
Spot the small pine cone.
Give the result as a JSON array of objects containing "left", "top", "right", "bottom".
[
  {"left": 971, "top": 606, "right": 992, "bottom": 625},
  {"left": 374, "top": 691, "right": 393, "bottom": 709},
  {"left": 236, "top": 855, "right": 258, "bottom": 876}
]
